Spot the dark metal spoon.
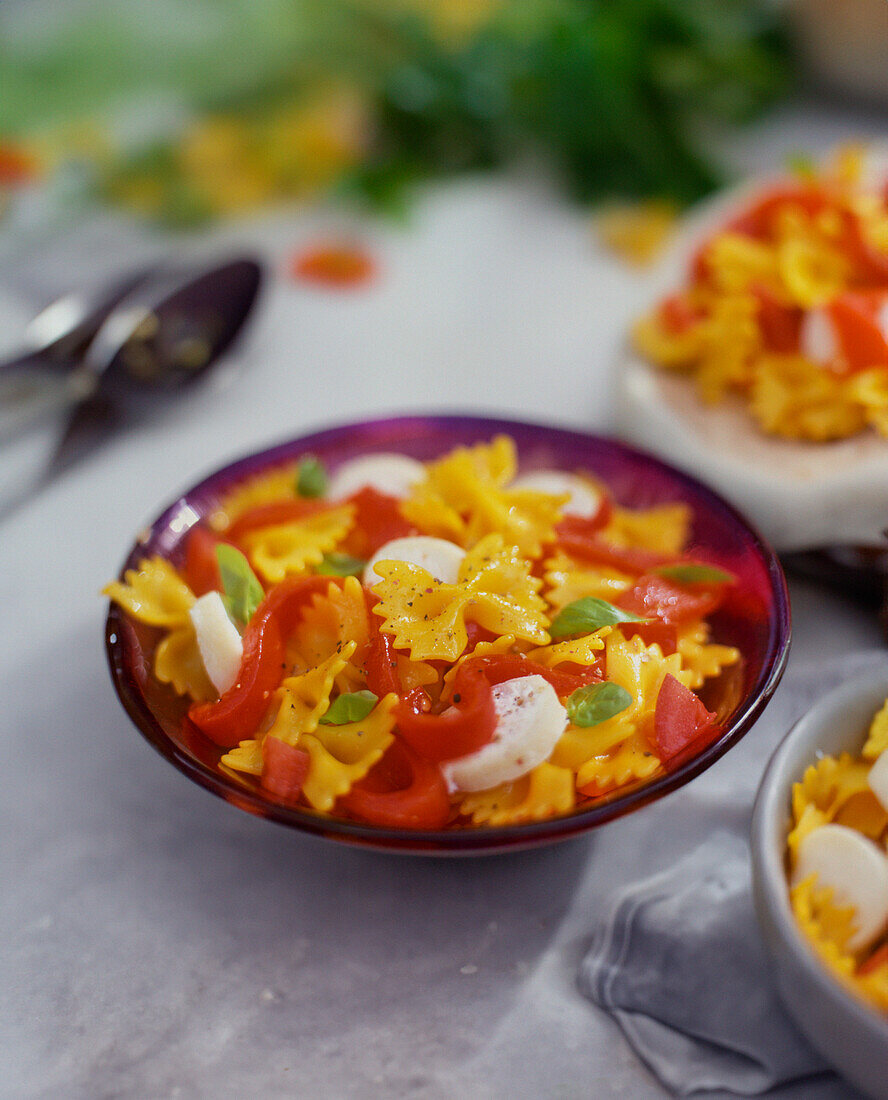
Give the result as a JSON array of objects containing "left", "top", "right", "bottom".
[{"left": 0, "top": 256, "right": 263, "bottom": 519}]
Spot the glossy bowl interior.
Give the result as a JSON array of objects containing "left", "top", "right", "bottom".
[
  {"left": 106, "top": 414, "right": 791, "bottom": 854},
  {"left": 751, "top": 671, "right": 888, "bottom": 1099}
]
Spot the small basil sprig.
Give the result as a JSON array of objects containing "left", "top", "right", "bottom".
[
  {"left": 654, "top": 563, "right": 734, "bottom": 585},
  {"left": 549, "top": 596, "right": 647, "bottom": 639},
  {"left": 567, "top": 682, "right": 632, "bottom": 728},
  {"left": 296, "top": 455, "right": 327, "bottom": 498},
  {"left": 316, "top": 552, "right": 366, "bottom": 577},
  {"left": 319, "top": 690, "right": 378, "bottom": 726},
  {"left": 216, "top": 544, "right": 264, "bottom": 627}
]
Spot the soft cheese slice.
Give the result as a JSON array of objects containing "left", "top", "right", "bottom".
[
  {"left": 511, "top": 470, "right": 602, "bottom": 520},
  {"left": 364, "top": 535, "right": 466, "bottom": 586},
  {"left": 327, "top": 453, "right": 426, "bottom": 501},
  {"left": 189, "top": 591, "right": 243, "bottom": 695},
  {"left": 793, "top": 823, "right": 888, "bottom": 951},
  {"left": 442, "top": 675, "right": 568, "bottom": 793}
]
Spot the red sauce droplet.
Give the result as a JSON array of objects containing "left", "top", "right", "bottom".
[{"left": 289, "top": 242, "right": 376, "bottom": 288}]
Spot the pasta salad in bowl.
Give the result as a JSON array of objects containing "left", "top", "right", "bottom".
[
  {"left": 752, "top": 672, "right": 888, "bottom": 1099},
  {"left": 618, "top": 143, "right": 888, "bottom": 552},
  {"left": 105, "top": 415, "right": 789, "bottom": 853}
]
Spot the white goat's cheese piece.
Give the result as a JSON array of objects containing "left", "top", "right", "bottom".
[
  {"left": 189, "top": 591, "right": 243, "bottom": 695},
  {"left": 793, "top": 823, "right": 888, "bottom": 951},
  {"left": 511, "top": 470, "right": 602, "bottom": 520},
  {"left": 363, "top": 536, "right": 465, "bottom": 586},
  {"left": 442, "top": 675, "right": 568, "bottom": 793},
  {"left": 327, "top": 453, "right": 426, "bottom": 501}
]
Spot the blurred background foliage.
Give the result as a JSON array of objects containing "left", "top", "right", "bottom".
[{"left": 0, "top": 0, "right": 793, "bottom": 226}]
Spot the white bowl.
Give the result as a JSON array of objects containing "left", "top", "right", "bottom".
[{"left": 751, "top": 671, "right": 888, "bottom": 1098}]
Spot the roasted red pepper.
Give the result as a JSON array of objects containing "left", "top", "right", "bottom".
[
  {"left": 556, "top": 530, "right": 672, "bottom": 574},
  {"left": 339, "top": 739, "right": 450, "bottom": 829},
  {"left": 363, "top": 590, "right": 401, "bottom": 697},
  {"left": 183, "top": 525, "right": 224, "bottom": 596},
  {"left": 397, "top": 664, "right": 497, "bottom": 762},
  {"left": 188, "top": 574, "right": 335, "bottom": 748},
  {"left": 343, "top": 487, "right": 415, "bottom": 559},
  {"left": 226, "top": 498, "right": 328, "bottom": 542}
]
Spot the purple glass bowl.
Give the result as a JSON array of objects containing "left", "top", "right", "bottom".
[{"left": 105, "top": 414, "right": 791, "bottom": 855}]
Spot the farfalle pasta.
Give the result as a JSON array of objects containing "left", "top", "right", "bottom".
[
  {"left": 634, "top": 144, "right": 888, "bottom": 442},
  {"left": 787, "top": 698, "right": 888, "bottom": 1012},
  {"left": 105, "top": 436, "right": 741, "bottom": 831}
]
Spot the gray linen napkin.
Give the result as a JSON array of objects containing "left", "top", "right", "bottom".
[
  {"left": 577, "top": 829, "right": 831, "bottom": 1096},
  {"left": 576, "top": 651, "right": 888, "bottom": 1097}
]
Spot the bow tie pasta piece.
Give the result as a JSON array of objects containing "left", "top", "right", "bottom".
[
  {"left": 300, "top": 694, "right": 398, "bottom": 812},
  {"left": 370, "top": 534, "right": 549, "bottom": 662},
  {"left": 601, "top": 502, "right": 691, "bottom": 557},
  {"left": 221, "top": 645, "right": 356, "bottom": 775},
  {"left": 790, "top": 754, "right": 888, "bottom": 843},
  {"left": 401, "top": 435, "right": 564, "bottom": 557},
  {"left": 103, "top": 557, "right": 195, "bottom": 627},
  {"left": 208, "top": 462, "right": 299, "bottom": 531},
  {"left": 863, "top": 699, "right": 888, "bottom": 760},
  {"left": 675, "top": 623, "right": 740, "bottom": 689},
  {"left": 241, "top": 505, "right": 354, "bottom": 583},
  {"left": 790, "top": 875, "right": 858, "bottom": 982},
  {"left": 154, "top": 622, "right": 216, "bottom": 702},
  {"left": 289, "top": 576, "right": 370, "bottom": 692},
  {"left": 457, "top": 762, "right": 575, "bottom": 827},
  {"left": 575, "top": 735, "right": 663, "bottom": 795},
  {"left": 543, "top": 552, "right": 634, "bottom": 612},
  {"left": 526, "top": 633, "right": 607, "bottom": 669}
]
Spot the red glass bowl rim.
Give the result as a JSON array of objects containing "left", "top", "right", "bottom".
[{"left": 105, "top": 412, "right": 791, "bottom": 853}]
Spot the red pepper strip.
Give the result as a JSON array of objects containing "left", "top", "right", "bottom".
[
  {"left": 555, "top": 497, "right": 613, "bottom": 544},
  {"left": 824, "top": 291, "right": 888, "bottom": 375},
  {"left": 691, "top": 184, "right": 834, "bottom": 281},
  {"left": 363, "top": 590, "right": 401, "bottom": 697},
  {"left": 753, "top": 285, "right": 802, "bottom": 353},
  {"left": 617, "top": 573, "right": 724, "bottom": 626},
  {"left": 339, "top": 739, "right": 450, "bottom": 829},
  {"left": 858, "top": 944, "right": 888, "bottom": 977},
  {"left": 260, "top": 737, "right": 310, "bottom": 802},
  {"left": 458, "top": 653, "right": 601, "bottom": 695},
  {"left": 226, "top": 498, "right": 328, "bottom": 542},
  {"left": 397, "top": 664, "right": 497, "bottom": 762},
  {"left": 189, "top": 575, "right": 335, "bottom": 748},
  {"left": 841, "top": 211, "right": 888, "bottom": 285},
  {"left": 659, "top": 293, "right": 702, "bottom": 335},
  {"left": 183, "top": 525, "right": 224, "bottom": 596},
  {"left": 342, "top": 487, "right": 415, "bottom": 559},
  {"left": 653, "top": 673, "right": 716, "bottom": 761},
  {"left": 556, "top": 530, "right": 673, "bottom": 574}
]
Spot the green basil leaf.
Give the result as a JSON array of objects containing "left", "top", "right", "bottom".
[
  {"left": 316, "top": 552, "right": 366, "bottom": 577},
  {"left": 549, "top": 596, "right": 647, "bottom": 638},
  {"left": 567, "top": 682, "right": 632, "bottom": 728},
  {"left": 215, "top": 544, "right": 264, "bottom": 627},
  {"left": 655, "top": 563, "right": 734, "bottom": 585},
  {"left": 296, "top": 455, "right": 327, "bottom": 498},
  {"left": 319, "top": 690, "right": 378, "bottom": 726}
]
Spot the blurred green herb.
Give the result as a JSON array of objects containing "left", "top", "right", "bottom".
[{"left": 296, "top": 455, "right": 327, "bottom": 498}]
